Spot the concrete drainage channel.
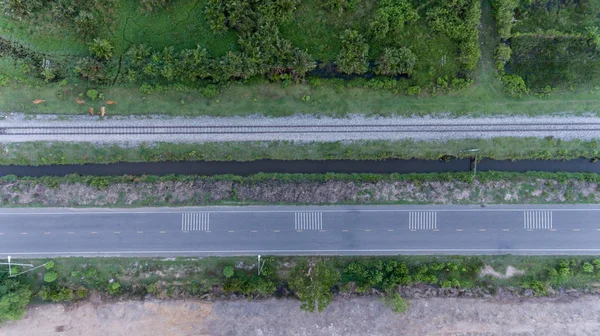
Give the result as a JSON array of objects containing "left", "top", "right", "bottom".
[{"left": 0, "top": 158, "right": 599, "bottom": 177}]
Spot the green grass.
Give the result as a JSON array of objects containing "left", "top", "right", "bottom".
[
  {"left": 0, "top": 137, "right": 598, "bottom": 166},
  {"left": 110, "top": 0, "right": 238, "bottom": 55}
]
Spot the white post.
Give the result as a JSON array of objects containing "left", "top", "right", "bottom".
[
  {"left": 7, "top": 256, "right": 11, "bottom": 276},
  {"left": 257, "top": 255, "right": 261, "bottom": 276}
]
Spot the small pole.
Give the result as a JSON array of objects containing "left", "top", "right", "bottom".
[
  {"left": 7, "top": 256, "right": 11, "bottom": 276},
  {"left": 257, "top": 255, "right": 261, "bottom": 276},
  {"left": 466, "top": 149, "right": 480, "bottom": 180}
]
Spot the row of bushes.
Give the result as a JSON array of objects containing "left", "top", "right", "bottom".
[{"left": 5, "top": 171, "right": 600, "bottom": 191}]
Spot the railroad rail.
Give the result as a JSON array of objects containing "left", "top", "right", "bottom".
[{"left": 2, "top": 123, "right": 600, "bottom": 135}]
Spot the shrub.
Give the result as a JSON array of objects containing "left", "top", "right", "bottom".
[
  {"left": 1, "top": 0, "right": 44, "bottom": 19},
  {"left": 0, "top": 275, "right": 32, "bottom": 323},
  {"left": 139, "top": 0, "right": 172, "bottom": 12},
  {"left": 501, "top": 74, "right": 528, "bottom": 98},
  {"left": 491, "top": 0, "right": 519, "bottom": 40},
  {"left": 582, "top": 262, "right": 594, "bottom": 273},
  {"left": 289, "top": 260, "right": 340, "bottom": 312},
  {"left": 200, "top": 85, "right": 219, "bottom": 99},
  {"left": 86, "top": 89, "right": 99, "bottom": 100},
  {"left": 88, "top": 176, "right": 110, "bottom": 189},
  {"left": 493, "top": 44, "right": 511, "bottom": 72},
  {"left": 44, "top": 271, "right": 58, "bottom": 283},
  {"left": 521, "top": 280, "right": 547, "bottom": 296},
  {"left": 109, "top": 282, "right": 121, "bottom": 295},
  {"left": 45, "top": 261, "right": 55, "bottom": 270},
  {"left": 89, "top": 39, "right": 114, "bottom": 61},
  {"left": 407, "top": 86, "right": 421, "bottom": 95},
  {"left": 322, "top": 0, "right": 358, "bottom": 15},
  {"left": 223, "top": 266, "right": 234, "bottom": 278},
  {"left": 370, "top": 0, "right": 419, "bottom": 40},
  {"left": 336, "top": 30, "right": 369, "bottom": 75},
  {"left": 38, "top": 286, "right": 75, "bottom": 302},
  {"left": 383, "top": 293, "right": 409, "bottom": 313},
  {"left": 375, "top": 47, "right": 417, "bottom": 76}
]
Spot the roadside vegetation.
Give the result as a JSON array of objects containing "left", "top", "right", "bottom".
[
  {"left": 492, "top": 0, "right": 600, "bottom": 97},
  {"left": 0, "top": 0, "right": 598, "bottom": 118},
  {"left": 3, "top": 255, "right": 600, "bottom": 323},
  {"left": 1, "top": 171, "right": 600, "bottom": 206},
  {"left": 2, "top": 137, "right": 600, "bottom": 166}
]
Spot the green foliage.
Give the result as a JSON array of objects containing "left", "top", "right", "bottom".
[
  {"left": 407, "top": 86, "right": 421, "bottom": 95},
  {"left": 370, "top": 0, "right": 419, "bottom": 40},
  {"left": 521, "top": 280, "right": 547, "bottom": 296},
  {"left": 501, "top": 74, "right": 528, "bottom": 98},
  {"left": 88, "top": 176, "right": 110, "bottom": 189},
  {"left": 45, "top": 261, "right": 55, "bottom": 270},
  {"left": 44, "top": 271, "right": 58, "bottom": 283},
  {"left": 375, "top": 47, "right": 417, "bottom": 76},
  {"left": 289, "top": 260, "right": 340, "bottom": 312},
  {"left": 491, "top": 0, "right": 519, "bottom": 40},
  {"left": 109, "top": 282, "right": 121, "bottom": 295},
  {"left": 223, "top": 257, "right": 277, "bottom": 297},
  {"left": 0, "top": 279, "right": 32, "bottom": 323},
  {"left": 1, "top": 0, "right": 44, "bottom": 19},
  {"left": 322, "top": 0, "right": 358, "bottom": 15},
  {"left": 86, "top": 89, "right": 99, "bottom": 101},
  {"left": 493, "top": 44, "right": 512, "bottom": 72},
  {"left": 336, "top": 29, "right": 369, "bottom": 75},
  {"left": 582, "top": 262, "right": 594, "bottom": 274},
  {"left": 38, "top": 286, "right": 75, "bottom": 302},
  {"left": 223, "top": 266, "right": 234, "bottom": 278},
  {"left": 88, "top": 39, "right": 114, "bottom": 61},
  {"left": 344, "top": 260, "right": 411, "bottom": 292},
  {"left": 383, "top": 293, "right": 409, "bottom": 313},
  {"left": 139, "top": 0, "right": 172, "bottom": 12}
]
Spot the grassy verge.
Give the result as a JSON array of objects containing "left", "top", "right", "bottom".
[
  {"left": 1, "top": 171, "right": 599, "bottom": 207},
  {"left": 2, "top": 255, "right": 600, "bottom": 323},
  {"left": 1, "top": 137, "right": 599, "bottom": 166}
]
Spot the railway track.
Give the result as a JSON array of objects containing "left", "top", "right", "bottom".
[{"left": 2, "top": 123, "right": 600, "bottom": 135}]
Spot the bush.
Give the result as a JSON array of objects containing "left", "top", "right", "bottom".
[
  {"left": 582, "top": 262, "right": 594, "bottom": 273},
  {"left": 383, "top": 293, "right": 409, "bottom": 313},
  {"left": 45, "top": 261, "right": 55, "bottom": 270},
  {"left": 38, "top": 286, "right": 75, "bottom": 302},
  {"left": 88, "top": 39, "right": 114, "bottom": 61},
  {"left": 493, "top": 44, "right": 511, "bottom": 72},
  {"left": 223, "top": 266, "right": 234, "bottom": 278},
  {"left": 521, "top": 280, "right": 547, "bottom": 296},
  {"left": 109, "top": 282, "right": 121, "bottom": 295},
  {"left": 139, "top": 0, "right": 172, "bottom": 12},
  {"left": 407, "top": 86, "right": 421, "bottom": 95},
  {"left": 501, "top": 74, "right": 528, "bottom": 98},
  {"left": 86, "top": 89, "right": 99, "bottom": 100},
  {"left": 322, "top": 0, "right": 358, "bottom": 15},
  {"left": 370, "top": 0, "right": 419, "bottom": 40},
  {"left": 0, "top": 274, "right": 32, "bottom": 323},
  {"left": 289, "top": 260, "right": 340, "bottom": 312},
  {"left": 336, "top": 30, "right": 369, "bottom": 75},
  {"left": 44, "top": 271, "right": 58, "bottom": 283},
  {"left": 491, "top": 0, "right": 519, "bottom": 40},
  {"left": 200, "top": 85, "right": 220, "bottom": 99},
  {"left": 375, "top": 47, "right": 417, "bottom": 76}
]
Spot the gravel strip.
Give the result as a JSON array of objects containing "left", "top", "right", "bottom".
[{"left": 1, "top": 113, "right": 600, "bottom": 143}]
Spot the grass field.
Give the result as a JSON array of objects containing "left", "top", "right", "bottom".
[{"left": 0, "top": 137, "right": 598, "bottom": 166}]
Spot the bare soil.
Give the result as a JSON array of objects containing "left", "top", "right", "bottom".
[
  {"left": 3, "top": 296, "right": 600, "bottom": 336},
  {"left": 1, "top": 178, "right": 598, "bottom": 206}
]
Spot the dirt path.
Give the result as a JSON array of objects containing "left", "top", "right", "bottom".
[{"left": 3, "top": 296, "right": 600, "bottom": 336}]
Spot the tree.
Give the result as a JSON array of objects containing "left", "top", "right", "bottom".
[
  {"left": 375, "top": 47, "right": 417, "bottom": 76},
  {"left": 223, "top": 266, "right": 234, "bottom": 278},
  {"left": 322, "top": 0, "right": 358, "bottom": 15},
  {"left": 289, "top": 48, "right": 316, "bottom": 77},
  {"left": 1, "top": 0, "right": 44, "bottom": 19},
  {"left": 89, "top": 39, "right": 114, "bottom": 61},
  {"left": 336, "top": 29, "right": 369, "bottom": 75},
  {"left": 288, "top": 260, "right": 340, "bottom": 312}
]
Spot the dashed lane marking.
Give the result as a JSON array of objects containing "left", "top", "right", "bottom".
[
  {"left": 114, "top": 232, "right": 120, "bottom": 234},
  {"left": 44, "top": 232, "right": 51, "bottom": 235},
  {"left": 67, "top": 232, "right": 74, "bottom": 235},
  {"left": 21, "top": 232, "right": 27, "bottom": 235},
  {"left": 160, "top": 231, "right": 167, "bottom": 234},
  {"left": 91, "top": 232, "right": 97, "bottom": 234},
  {"left": 137, "top": 231, "right": 144, "bottom": 234},
  {"left": 456, "top": 229, "right": 463, "bottom": 232}
]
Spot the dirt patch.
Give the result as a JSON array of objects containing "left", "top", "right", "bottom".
[
  {"left": 3, "top": 296, "right": 600, "bottom": 336},
  {"left": 0, "top": 177, "right": 599, "bottom": 206},
  {"left": 480, "top": 265, "right": 525, "bottom": 279}
]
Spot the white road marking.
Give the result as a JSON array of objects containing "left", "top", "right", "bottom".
[
  {"left": 295, "top": 212, "right": 323, "bottom": 230},
  {"left": 524, "top": 211, "right": 552, "bottom": 230},
  {"left": 181, "top": 212, "right": 210, "bottom": 231},
  {"left": 409, "top": 211, "right": 437, "bottom": 230}
]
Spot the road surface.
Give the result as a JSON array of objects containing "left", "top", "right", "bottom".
[{"left": 1, "top": 205, "right": 600, "bottom": 257}]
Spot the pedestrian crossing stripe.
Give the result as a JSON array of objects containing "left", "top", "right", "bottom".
[
  {"left": 524, "top": 211, "right": 552, "bottom": 229},
  {"left": 181, "top": 213, "right": 210, "bottom": 231},
  {"left": 409, "top": 211, "right": 437, "bottom": 230},
  {"left": 295, "top": 212, "right": 323, "bottom": 230}
]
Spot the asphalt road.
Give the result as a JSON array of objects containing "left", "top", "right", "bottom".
[{"left": 1, "top": 205, "right": 600, "bottom": 257}]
